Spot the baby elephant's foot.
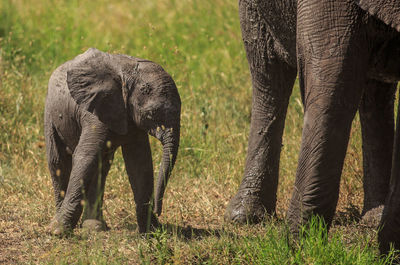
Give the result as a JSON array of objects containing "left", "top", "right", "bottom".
[
  {"left": 47, "top": 217, "right": 71, "bottom": 237},
  {"left": 82, "top": 219, "right": 109, "bottom": 232}
]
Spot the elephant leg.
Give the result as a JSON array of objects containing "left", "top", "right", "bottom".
[
  {"left": 379, "top": 94, "right": 400, "bottom": 254},
  {"left": 81, "top": 147, "right": 115, "bottom": 231},
  {"left": 359, "top": 79, "right": 396, "bottom": 226},
  {"left": 378, "top": 109, "right": 400, "bottom": 254},
  {"left": 287, "top": 0, "right": 369, "bottom": 234},
  {"left": 50, "top": 119, "right": 109, "bottom": 235},
  {"left": 379, "top": 175, "right": 400, "bottom": 255},
  {"left": 122, "top": 131, "right": 159, "bottom": 233},
  {"left": 44, "top": 121, "right": 72, "bottom": 212},
  {"left": 225, "top": 0, "right": 297, "bottom": 223}
]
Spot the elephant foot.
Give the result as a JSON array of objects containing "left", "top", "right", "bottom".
[
  {"left": 82, "top": 219, "right": 109, "bottom": 232},
  {"left": 360, "top": 205, "right": 384, "bottom": 228},
  {"left": 224, "top": 192, "right": 270, "bottom": 224},
  {"left": 378, "top": 225, "right": 400, "bottom": 256},
  {"left": 47, "top": 217, "right": 72, "bottom": 237},
  {"left": 138, "top": 213, "right": 161, "bottom": 233}
]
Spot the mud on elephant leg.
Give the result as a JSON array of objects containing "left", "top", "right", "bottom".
[
  {"left": 45, "top": 120, "right": 73, "bottom": 234},
  {"left": 45, "top": 121, "right": 72, "bottom": 212},
  {"left": 359, "top": 80, "right": 396, "bottom": 227},
  {"left": 49, "top": 121, "right": 110, "bottom": 236},
  {"left": 225, "top": 61, "right": 295, "bottom": 223},
  {"left": 81, "top": 147, "right": 116, "bottom": 232},
  {"left": 225, "top": 0, "right": 296, "bottom": 224}
]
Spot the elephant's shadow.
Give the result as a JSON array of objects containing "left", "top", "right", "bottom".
[
  {"left": 68, "top": 222, "right": 229, "bottom": 241},
  {"left": 159, "top": 223, "right": 226, "bottom": 240},
  {"left": 123, "top": 223, "right": 229, "bottom": 240},
  {"left": 332, "top": 204, "right": 362, "bottom": 226}
]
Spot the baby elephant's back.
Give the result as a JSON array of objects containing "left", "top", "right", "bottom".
[
  {"left": 45, "top": 61, "right": 82, "bottom": 150},
  {"left": 46, "top": 48, "right": 99, "bottom": 108}
]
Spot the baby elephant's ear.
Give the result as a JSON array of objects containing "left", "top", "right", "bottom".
[{"left": 67, "top": 65, "right": 128, "bottom": 135}]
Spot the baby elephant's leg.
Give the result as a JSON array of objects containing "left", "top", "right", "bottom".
[
  {"left": 45, "top": 121, "right": 72, "bottom": 232},
  {"left": 122, "top": 131, "right": 159, "bottom": 233},
  {"left": 81, "top": 147, "right": 115, "bottom": 231},
  {"left": 50, "top": 121, "right": 110, "bottom": 236}
]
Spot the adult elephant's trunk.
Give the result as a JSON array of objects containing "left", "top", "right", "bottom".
[{"left": 154, "top": 125, "right": 180, "bottom": 216}]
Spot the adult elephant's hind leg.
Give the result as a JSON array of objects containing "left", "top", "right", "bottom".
[
  {"left": 225, "top": 0, "right": 296, "bottom": 223},
  {"left": 359, "top": 80, "right": 396, "bottom": 226}
]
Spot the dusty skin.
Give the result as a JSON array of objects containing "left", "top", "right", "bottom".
[
  {"left": 44, "top": 48, "right": 181, "bottom": 235},
  {"left": 225, "top": 0, "right": 400, "bottom": 254}
]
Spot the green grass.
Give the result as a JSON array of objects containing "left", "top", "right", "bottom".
[{"left": 0, "top": 0, "right": 397, "bottom": 263}]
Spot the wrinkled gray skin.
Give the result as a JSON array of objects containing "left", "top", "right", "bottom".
[
  {"left": 45, "top": 48, "right": 181, "bottom": 235},
  {"left": 225, "top": 0, "right": 400, "bottom": 253}
]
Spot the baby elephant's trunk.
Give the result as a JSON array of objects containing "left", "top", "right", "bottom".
[{"left": 154, "top": 126, "right": 180, "bottom": 216}]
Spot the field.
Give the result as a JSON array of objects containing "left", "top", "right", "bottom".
[{"left": 0, "top": 0, "right": 397, "bottom": 263}]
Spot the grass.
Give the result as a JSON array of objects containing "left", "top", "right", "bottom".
[{"left": 0, "top": 0, "right": 397, "bottom": 263}]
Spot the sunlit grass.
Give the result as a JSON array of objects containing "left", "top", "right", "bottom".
[{"left": 0, "top": 0, "right": 396, "bottom": 263}]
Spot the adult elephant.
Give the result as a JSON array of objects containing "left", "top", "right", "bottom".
[{"left": 225, "top": 0, "right": 400, "bottom": 250}]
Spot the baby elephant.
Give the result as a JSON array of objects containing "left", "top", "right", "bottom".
[{"left": 45, "top": 48, "right": 181, "bottom": 235}]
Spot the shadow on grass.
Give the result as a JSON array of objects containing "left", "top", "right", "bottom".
[
  {"left": 155, "top": 214, "right": 289, "bottom": 241},
  {"left": 121, "top": 221, "right": 233, "bottom": 240},
  {"left": 156, "top": 223, "right": 228, "bottom": 240},
  {"left": 333, "top": 204, "right": 362, "bottom": 226}
]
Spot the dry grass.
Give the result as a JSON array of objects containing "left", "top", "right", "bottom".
[{"left": 0, "top": 0, "right": 396, "bottom": 263}]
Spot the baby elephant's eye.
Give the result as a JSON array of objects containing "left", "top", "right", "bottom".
[{"left": 140, "top": 83, "right": 152, "bottom": 95}]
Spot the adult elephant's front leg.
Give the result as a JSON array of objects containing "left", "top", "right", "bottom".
[
  {"left": 287, "top": 0, "right": 369, "bottom": 234},
  {"left": 359, "top": 80, "right": 396, "bottom": 226},
  {"left": 225, "top": 0, "right": 297, "bottom": 223}
]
